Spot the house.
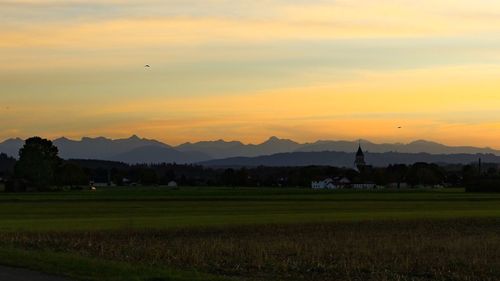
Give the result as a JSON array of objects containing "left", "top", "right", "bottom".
[
  {"left": 311, "top": 177, "right": 351, "bottom": 189},
  {"left": 312, "top": 178, "right": 337, "bottom": 189},
  {"left": 352, "top": 183, "right": 376, "bottom": 189},
  {"left": 312, "top": 144, "right": 375, "bottom": 190},
  {"left": 387, "top": 182, "right": 409, "bottom": 189},
  {"left": 89, "top": 180, "right": 114, "bottom": 187},
  {"left": 337, "top": 177, "right": 351, "bottom": 187}
]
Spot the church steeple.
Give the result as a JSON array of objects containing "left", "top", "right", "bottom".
[{"left": 355, "top": 142, "right": 366, "bottom": 170}]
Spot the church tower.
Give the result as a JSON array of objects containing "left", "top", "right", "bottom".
[{"left": 355, "top": 143, "right": 366, "bottom": 170}]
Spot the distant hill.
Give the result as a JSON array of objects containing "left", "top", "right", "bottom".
[
  {"left": 297, "top": 139, "right": 500, "bottom": 155},
  {"left": 177, "top": 138, "right": 500, "bottom": 159},
  {"left": 199, "top": 151, "right": 500, "bottom": 167},
  {"left": 0, "top": 138, "right": 23, "bottom": 158},
  {"left": 53, "top": 135, "right": 168, "bottom": 160},
  {"left": 0, "top": 136, "right": 211, "bottom": 164},
  {"left": 176, "top": 136, "right": 302, "bottom": 158},
  {"left": 1, "top": 135, "right": 499, "bottom": 165},
  {"left": 176, "top": 140, "right": 247, "bottom": 159},
  {"left": 110, "top": 145, "right": 211, "bottom": 164}
]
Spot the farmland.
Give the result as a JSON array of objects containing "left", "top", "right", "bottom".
[{"left": 0, "top": 187, "right": 499, "bottom": 281}]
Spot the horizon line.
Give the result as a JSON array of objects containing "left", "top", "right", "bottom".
[{"left": 0, "top": 135, "right": 497, "bottom": 150}]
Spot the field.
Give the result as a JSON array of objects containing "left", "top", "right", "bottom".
[{"left": 0, "top": 187, "right": 499, "bottom": 281}]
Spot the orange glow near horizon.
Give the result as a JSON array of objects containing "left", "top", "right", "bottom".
[{"left": 1, "top": 1, "right": 500, "bottom": 148}]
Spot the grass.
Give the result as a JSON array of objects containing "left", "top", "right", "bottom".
[
  {"left": 0, "top": 247, "right": 225, "bottom": 281},
  {"left": 1, "top": 187, "right": 500, "bottom": 232},
  {"left": 0, "top": 186, "right": 495, "bottom": 202},
  {"left": 0, "top": 187, "right": 499, "bottom": 280},
  {"left": 2, "top": 219, "right": 499, "bottom": 281}
]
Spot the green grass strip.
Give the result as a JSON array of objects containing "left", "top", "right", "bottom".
[{"left": 0, "top": 247, "right": 228, "bottom": 281}]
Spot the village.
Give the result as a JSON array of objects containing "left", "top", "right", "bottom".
[
  {"left": 1, "top": 141, "right": 496, "bottom": 193},
  {"left": 312, "top": 145, "right": 425, "bottom": 190}
]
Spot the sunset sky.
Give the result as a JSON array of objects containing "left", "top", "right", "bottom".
[{"left": 1, "top": 0, "right": 500, "bottom": 147}]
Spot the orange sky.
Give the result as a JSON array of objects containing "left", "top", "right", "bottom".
[{"left": 1, "top": 0, "right": 500, "bottom": 148}]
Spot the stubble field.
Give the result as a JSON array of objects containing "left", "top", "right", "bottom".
[{"left": 0, "top": 187, "right": 499, "bottom": 281}]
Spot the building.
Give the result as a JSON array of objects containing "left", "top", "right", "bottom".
[
  {"left": 311, "top": 144, "right": 375, "bottom": 190},
  {"left": 312, "top": 178, "right": 336, "bottom": 189},
  {"left": 311, "top": 177, "right": 351, "bottom": 189},
  {"left": 387, "top": 182, "right": 409, "bottom": 189},
  {"left": 354, "top": 144, "right": 366, "bottom": 170},
  {"left": 352, "top": 183, "right": 376, "bottom": 189}
]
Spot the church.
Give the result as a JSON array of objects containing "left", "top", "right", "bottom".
[
  {"left": 311, "top": 143, "right": 377, "bottom": 190},
  {"left": 354, "top": 143, "right": 366, "bottom": 170}
]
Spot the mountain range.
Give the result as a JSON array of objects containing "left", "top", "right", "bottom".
[
  {"left": 0, "top": 135, "right": 499, "bottom": 166},
  {"left": 199, "top": 151, "right": 500, "bottom": 167}
]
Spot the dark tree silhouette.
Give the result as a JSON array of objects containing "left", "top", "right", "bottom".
[
  {"left": 406, "top": 162, "right": 444, "bottom": 186},
  {"left": 15, "top": 137, "right": 61, "bottom": 190},
  {"left": 57, "top": 162, "right": 88, "bottom": 188},
  {"left": 386, "top": 164, "right": 408, "bottom": 188},
  {"left": 0, "top": 153, "right": 16, "bottom": 176},
  {"left": 139, "top": 167, "right": 157, "bottom": 185}
]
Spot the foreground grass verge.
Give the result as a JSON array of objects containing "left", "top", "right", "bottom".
[
  {"left": 0, "top": 247, "right": 226, "bottom": 281},
  {"left": 1, "top": 219, "right": 499, "bottom": 281}
]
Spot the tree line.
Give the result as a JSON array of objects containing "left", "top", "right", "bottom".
[{"left": 0, "top": 137, "right": 499, "bottom": 192}]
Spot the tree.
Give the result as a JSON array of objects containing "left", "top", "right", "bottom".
[
  {"left": 14, "top": 137, "right": 61, "bottom": 190},
  {"left": 406, "top": 163, "right": 444, "bottom": 187},
  {"left": 0, "top": 153, "right": 16, "bottom": 177},
  {"left": 139, "top": 167, "right": 158, "bottom": 185},
  {"left": 386, "top": 164, "right": 408, "bottom": 188},
  {"left": 57, "top": 162, "right": 88, "bottom": 188}
]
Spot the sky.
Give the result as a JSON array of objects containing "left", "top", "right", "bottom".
[{"left": 1, "top": 0, "right": 500, "bottom": 147}]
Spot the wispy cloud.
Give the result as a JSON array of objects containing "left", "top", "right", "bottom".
[{"left": 1, "top": 0, "right": 500, "bottom": 147}]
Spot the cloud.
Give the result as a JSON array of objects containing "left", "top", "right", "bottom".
[
  {"left": 3, "top": 0, "right": 500, "bottom": 49},
  {"left": 3, "top": 64, "right": 498, "bottom": 146},
  {"left": 2, "top": 1, "right": 500, "bottom": 147}
]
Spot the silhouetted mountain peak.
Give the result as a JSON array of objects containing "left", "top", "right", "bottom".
[
  {"left": 54, "top": 137, "right": 73, "bottom": 143},
  {"left": 409, "top": 139, "right": 440, "bottom": 145},
  {"left": 1, "top": 138, "right": 23, "bottom": 145},
  {"left": 358, "top": 139, "right": 374, "bottom": 145},
  {"left": 111, "top": 145, "right": 210, "bottom": 164},
  {"left": 81, "top": 136, "right": 109, "bottom": 142},
  {"left": 210, "top": 139, "right": 237, "bottom": 145},
  {"left": 2, "top": 135, "right": 500, "bottom": 163},
  {"left": 262, "top": 136, "right": 299, "bottom": 145},
  {"left": 214, "top": 139, "right": 243, "bottom": 145},
  {"left": 179, "top": 139, "right": 244, "bottom": 146},
  {"left": 0, "top": 138, "right": 24, "bottom": 157}
]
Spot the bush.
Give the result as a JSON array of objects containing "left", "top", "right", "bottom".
[
  {"left": 466, "top": 178, "right": 500, "bottom": 192},
  {"left": 4, "top": 179, "right": 28, "bottom": 193}
]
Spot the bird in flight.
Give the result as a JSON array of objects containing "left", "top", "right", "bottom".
[
  {"left": 144, "top": 65, "right": 150, "bottom": 68},
  {"left": 397, "top": 126, "right": 402, "bottom": 129}
]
